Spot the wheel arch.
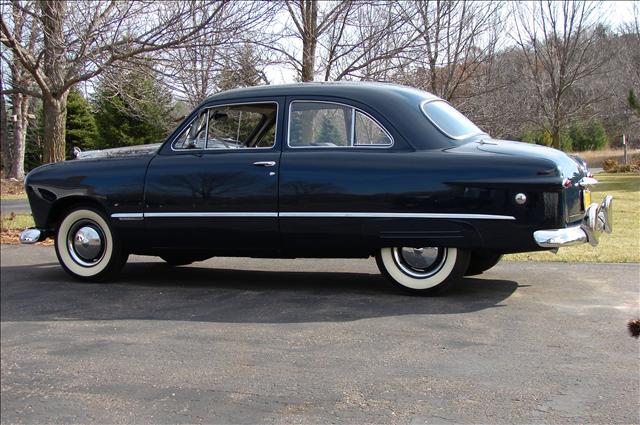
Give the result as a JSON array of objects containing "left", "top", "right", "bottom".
[{"left": 46, "top": 196, "right": 108, "bottom": 230}]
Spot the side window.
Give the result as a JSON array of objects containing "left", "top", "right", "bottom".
[
  {"left": 288, "top": 102, "right": 351, "bottom": 147},
  {"left": 354, "top": 111, "right": 392, "bottom": 146},
  {"left": 173, "top": 102, "right": 277, "bottom": 150},
  {"left": 288, "top": 101, "right": 392, "bottom": 148}
]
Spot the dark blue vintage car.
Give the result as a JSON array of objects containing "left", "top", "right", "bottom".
[{"left": 20, "top": 82, "right": 612, "bottom": 294}]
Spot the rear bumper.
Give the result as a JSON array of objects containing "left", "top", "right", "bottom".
[{"left": 534, "top": 195, "right": 613, "bottom": 248}]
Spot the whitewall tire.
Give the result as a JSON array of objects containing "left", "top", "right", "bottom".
[
  {"left": 55, "top": 207, "right": 128, "bottom": 282},
  {"left": 376, "top": 246, "right": 470, "bottom": 295}
]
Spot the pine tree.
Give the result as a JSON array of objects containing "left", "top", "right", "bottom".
[
  {"left": 65, "top": 88, "right": 97, "bottom": 158},
  {"left": 629, "top": 89, "right": 640, "bottom": 116},
  {"left": 315, "top": 117, "right": 343, "bottom": 145},
  {"left": 94, "top": 68, "right": 175, "bottom": 149}
]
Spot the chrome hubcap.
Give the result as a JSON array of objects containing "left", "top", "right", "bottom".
[
  {"left": 392, "top": 247, "right": 447, "bottom": 278},
  {"left": 67, "top": 222, "right": 105, "bottom": 267}
]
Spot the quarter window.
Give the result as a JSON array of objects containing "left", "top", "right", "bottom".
[
  {"left": 172, "top": 102, "right": 277, "bottom": 150},
  {"left": 288, "top": 101, "right": 392, "bottom": 148}
]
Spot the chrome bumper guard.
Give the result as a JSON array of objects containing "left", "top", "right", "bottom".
[
  {"left": 19, "top": 228, "right": 46, "bottom": 244},
  {"left": 534, "top": 195, "right": 613, "bottom": 248}
]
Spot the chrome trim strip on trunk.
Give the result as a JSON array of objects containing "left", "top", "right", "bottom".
[{"left": 112, "top": 212, "right": 515, "bottom": 220}]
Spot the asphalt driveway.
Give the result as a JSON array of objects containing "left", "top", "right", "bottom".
[
  {"left": 1, "top": 244, "right": 638, "bottom": 424},
  {"left": 0, "top": 199, "right": 30, "bottom": 215}
]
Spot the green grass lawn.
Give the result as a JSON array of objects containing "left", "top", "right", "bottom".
[
  {"left": 1, "top": 213, "right": 34, "bottom": 230},
  {"left": 1, "top": 193, "right": 28, "bottom": 200},
  {"left": 506, "top": 173, "right": 640, "bottom": 263}
]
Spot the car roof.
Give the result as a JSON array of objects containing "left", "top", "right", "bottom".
[{"left": 203, "top": 81, "right": 439, "bottom": 104}]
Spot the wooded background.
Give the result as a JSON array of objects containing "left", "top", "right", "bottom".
[{"left": 1, "top": 0, "right": 639, "bottom": 179}]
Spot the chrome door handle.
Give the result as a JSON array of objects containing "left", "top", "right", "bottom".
[{"left": 253, "top": 161, "right": 276, "bottom": 167}]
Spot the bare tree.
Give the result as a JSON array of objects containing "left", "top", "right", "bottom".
[
  {"left": 278, "top": 0, "right": 352, "bottom": 82},
  {"left": 1, "top": 0, "right": 39, "bottom": 179},
  {"left": 393, "top": 0, "right": 504, "bottom": 103},
  {"left": 512, "top": 0, "right": 607, "bottom": 149},
  {"left": 271, "top": 1, "right": 415, "bottom": 83},
  {"left": 159, "top": 1, "right": 276, "bottom": 107},
  {"left": 1, "top": 0, "right": 232, "bottom": 163},
  {"left": 319, "top": 1, "right": 415, "bottom": 81}
]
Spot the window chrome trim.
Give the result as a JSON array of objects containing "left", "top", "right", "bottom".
[
  {"left": 420, "top": 99, "right": 487, "bottom": 141},
  {"left": 112, "top": 211, "right": 515, "bottom": 220},
  {"left": 170, "top": 101, "right": 279, "bottom": 152},
  {"left": 287, "top": 100, "right": 394, "bottom": 149}
]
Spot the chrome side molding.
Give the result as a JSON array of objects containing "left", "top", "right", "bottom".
[{"left": 111, "top": 211, "right": 517, "bottom": 220}]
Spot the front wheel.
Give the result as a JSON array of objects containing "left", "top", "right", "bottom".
[
  {"left": 55, "top": 206, "right": 128, "bottom": 282},
  {"left": 375, "top": 247, "right": 470, "bottom": 295}
]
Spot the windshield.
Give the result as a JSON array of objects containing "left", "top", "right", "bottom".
[{"left": 421, "top": 100, "right": 485, "bottom": 140}]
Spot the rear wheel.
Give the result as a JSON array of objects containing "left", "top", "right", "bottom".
[
  {"left": 375, "top": 246, "right": 470, "bottom": 295},
  {"left": 465, "top": 251, "right": 502, "bottom": 276},
  {"left": 55, "top": 206, "right": 128, "bottom": 282}
]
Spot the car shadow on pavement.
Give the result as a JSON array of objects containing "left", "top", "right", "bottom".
[{"left": 1, "top": 262, "right": 520, "bottom": 324}]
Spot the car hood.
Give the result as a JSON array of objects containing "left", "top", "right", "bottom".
[{"left": 74, "top": 143, "right": 162, "bottom": 160}]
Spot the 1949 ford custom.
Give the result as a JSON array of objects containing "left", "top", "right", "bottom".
[{"left": 20, "top": 82, "right": 613, "bottom": 294}]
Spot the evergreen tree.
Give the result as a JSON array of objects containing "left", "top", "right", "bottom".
[
  {"left": 569, "top": 121, "right": 608, "bottom": 151},
  {"left": 65, "top": 88, "right": 97, "bottom": 158},
  {"left": 629, "top": 89, "right": 640, "bottom": 116},
  {"left": 94, "top": 68, "right": 175, "bottom": 148},
  {"left": 315, "top": 117, "right": 343, "bottom": 145},
  {"left": 24, "top": 101, "right": 43, "bottom": 171}
]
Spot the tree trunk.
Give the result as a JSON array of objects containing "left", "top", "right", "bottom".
[
  {"left": 551, "top": 126, "right": 561, "bottom": 150},
  {"left": 40, "top": 0, "right": 68, "bottom": 163},
  {"left": 301, "top": 0, "right": 317, "bottom": 82},
  {"left": 6, "top": 93, "right": 29, "bottom": 179},
  {"left": 0, "top": 73, "right": 8, "bottom": 174},
  {"left": 42, "top": 93, "right": 68, "bottom": 163}
]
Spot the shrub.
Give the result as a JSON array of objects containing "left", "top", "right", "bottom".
[
  {"left": 601, "top": 158, "right": 640, "bottom": 173},
  {"left": 520, "top": 129, "right": 571, "bottom": 150},
  {"left": 602, "top": 159, "right": 619, "bottom": 172}
]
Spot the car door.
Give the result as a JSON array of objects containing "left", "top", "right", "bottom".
[
  {"left": 279, "top": 98, "right": 401, "bottom": 257},
  {"left": 143, "top": 98, "right": 283, "bottom": 253}
]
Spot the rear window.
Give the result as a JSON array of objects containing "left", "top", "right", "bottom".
[{"left": 421, "top": 100, "right": 484, "bottom": 139}]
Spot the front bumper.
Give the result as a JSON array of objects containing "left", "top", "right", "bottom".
[
  {"left": 19, "top": 228, "right": 48, "bottom": 244},
  {"left": 534, "top": 195, "right": 613, "bottom": 248}
]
